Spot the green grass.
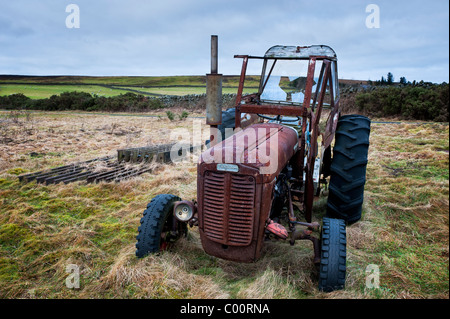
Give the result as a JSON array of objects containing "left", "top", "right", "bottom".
[
  {"left": 0, "top": 178, "right": 140, "bottom": 296},
  {"left": 361, "top": 122, "right": 449, "bottom": 298},
  {"left": 0, "top": 84, "right": 126, "bottom": 99},
  {"left": 0, "top": 75, "right": 261, "bottom": 99}
]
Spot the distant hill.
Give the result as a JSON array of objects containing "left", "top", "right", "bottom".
[
  {"left": 0, "top": 75, "right": 365, "bottom": 88},
  {"left": 0, "top": 75, "right": 259, "bottom": 87}
]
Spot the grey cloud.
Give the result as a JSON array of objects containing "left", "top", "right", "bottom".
[{"left": 0, "top": 0, "right": 448, "bottom": 82}]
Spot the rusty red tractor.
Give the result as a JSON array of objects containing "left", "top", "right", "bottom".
[{"left": 135, "top": 40, "right": 371, "bottom": 292}]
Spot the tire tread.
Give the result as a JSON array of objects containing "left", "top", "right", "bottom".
[
  {"left": 135, "top": 194, "right": 181, "bottom": 258},
  {"left": 326, "top": 115, "right": 371, "bottom": 223}
]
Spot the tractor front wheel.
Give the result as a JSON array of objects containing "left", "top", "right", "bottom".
[
  {"left": 135, "top": 194, "right": 187, "bottom": 258},
  {"left": 318, "top": 217, "right": 347, "bottom": 292}
]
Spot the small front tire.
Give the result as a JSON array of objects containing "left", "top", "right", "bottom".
[
  {"left": 135, "top": 194, "right": 187, "bottom": 258},
  {"left": 318, "top": 217, "right": 347, "bottom": 292}
]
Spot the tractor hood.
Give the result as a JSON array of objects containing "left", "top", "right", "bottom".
[{"left": 199, "top": 123, "right": 299, "bottom": 183}]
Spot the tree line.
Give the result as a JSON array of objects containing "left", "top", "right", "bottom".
[{"left": 0, "top": 91, "right": 165, "bottom": 112}]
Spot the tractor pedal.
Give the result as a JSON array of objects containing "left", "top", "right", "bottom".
[{"left": 266, "top": 219, "right": 289, "bottom": 240}]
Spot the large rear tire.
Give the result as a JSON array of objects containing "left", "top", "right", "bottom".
[
  {"left": 326, "top": 114, "right": 371, "bottom": 223},
  {"left": 318, "top": 217, "right": 347, "bottom": 292},
  {"left": 135, "top": 194, "right": 187, "bottom": 258}
]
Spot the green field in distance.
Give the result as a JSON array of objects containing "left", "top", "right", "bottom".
[{"left": 0, "top": 75, "right": 261, "bottom": 99}]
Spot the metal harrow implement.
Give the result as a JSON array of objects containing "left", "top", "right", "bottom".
[{"left": 18, "top": 142, "right": 190, "bottom": 185}]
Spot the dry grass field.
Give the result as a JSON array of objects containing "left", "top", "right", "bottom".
[{"left": 0, "top": 110, "right": 448, "bottom": 299}]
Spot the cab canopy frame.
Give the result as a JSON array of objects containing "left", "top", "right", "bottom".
[{"left": 234, "top": 44, "right": 340, "bottom": 146}]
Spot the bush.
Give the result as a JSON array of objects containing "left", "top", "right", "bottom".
[
  {"left": 1, "top": 90, "right": 233, "bottom": 113},
  {"left": 0, "top": 93, "right": 31, "bottom": 109},
  {"left": 166, "top": 111, "right": 175, "bottom": 121},
  {"left": 179, "top": 111, "right": 189, "bottom": 120},
  {"left": 1, "top": 91, "right": 167, "bottom": 113},
  {"left": 354, "top": 83, "right": 449, "bottom": 121}
]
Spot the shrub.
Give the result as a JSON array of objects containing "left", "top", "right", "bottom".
[
  {"left": 0, "top": 93, "right": 31, "bottom": 109},
  {"left": 166, "top": 111, "right": 175, "bottom": 121},
  {"left": 1, "top": 91, "right": 166, "bottom": 113},
  {"left": 179, "top": 111, "right": 189, "bottom": 120},
  {"left": 354, "top": 83, "right": 448, "bottom": 121},
  {"left": 1, "top": 91, "right": 232, "bottom": 113}
]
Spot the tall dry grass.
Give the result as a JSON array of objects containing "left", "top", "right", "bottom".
[{"left": 0, "top": 111, "right": 448, "bottom": 299}]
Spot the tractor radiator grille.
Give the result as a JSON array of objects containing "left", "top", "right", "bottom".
[{"left": 203, "top": 171, "right": 256, "bottom": 246}]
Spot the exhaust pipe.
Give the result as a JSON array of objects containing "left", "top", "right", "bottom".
[{"left": 206, "top": 35, "right": 223, "bottom": 147}]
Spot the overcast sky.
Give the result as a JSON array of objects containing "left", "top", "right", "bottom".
[{"left": 1, "top": 0, "right": 448, "bottom": 83}]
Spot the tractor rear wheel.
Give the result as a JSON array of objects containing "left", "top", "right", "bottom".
[
  {"left": 135, "top": 194, "right": 187, "bottom": 258},
  {"left": 318, "top": 217, "right": 347, "bottom": 292},
  {"left": 326, "top": 114, "right": 371, "bottom": 223}
]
